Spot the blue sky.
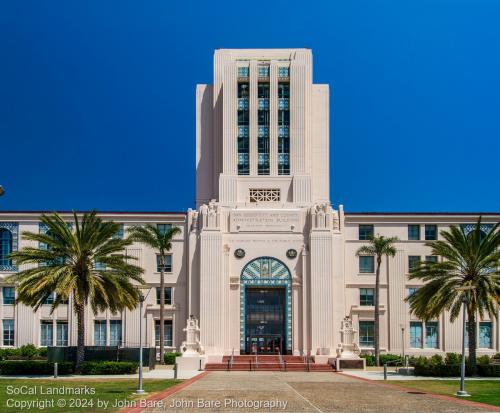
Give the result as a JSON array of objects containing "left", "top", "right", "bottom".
[{"left": 1, "top": 0, "right": 499, "bottom": 212}]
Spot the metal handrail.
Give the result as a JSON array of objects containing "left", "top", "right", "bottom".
[{"left": 230, "top": 348, "right": 234, "bottom": 368}]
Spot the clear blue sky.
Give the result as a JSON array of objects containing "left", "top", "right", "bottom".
[{"left": 1, "top": 1, "right": 499, "bottom": 212}]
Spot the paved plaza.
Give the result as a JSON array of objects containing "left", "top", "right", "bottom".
[{"left": 143, "top": 371, "right": 497, "bottom": 413}]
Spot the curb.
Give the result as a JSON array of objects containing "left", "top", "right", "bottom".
[
  {"left": 336, "top": 371, "right": 500, "bottom": 412},
  {"left": 118, "top": 371, "right": 210, "bottom": 413}
]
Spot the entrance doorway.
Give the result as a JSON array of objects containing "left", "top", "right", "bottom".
[{"left": 245, "top": 287, "right": 286, "bottom": 354}]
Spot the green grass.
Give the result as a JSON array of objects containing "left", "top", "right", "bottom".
[
  {"left": 0, "top": 378, "right": 181, "bottom": 413},
  {"left": 390, "top": 380, "right": 500, "bottom": 407}
]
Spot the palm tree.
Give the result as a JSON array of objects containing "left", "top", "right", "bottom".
[
  {"left": 356, "top": 235, "right": 398, "bottom": 366},
  {"left": 127, "top": 224, "right": 181, "bottom": 364},
  {"left": 8, "top": 211, "right": 145, "bottom": 373},
  {"left": 407, "top": 218, "right": 499, "bottom": 374}
]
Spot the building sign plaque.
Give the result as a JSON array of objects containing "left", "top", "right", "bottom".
[{"left": 230, "top": 210, "right": 301, "bottom": 233}]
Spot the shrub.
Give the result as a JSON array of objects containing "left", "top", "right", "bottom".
[
  {"left": 164, "top": 352, "right": 182, "bottom": 365},
  {"left": 493, "top": 353, "right": 500, "bottom": 360},
  {"left": 477, "top": 355, "right": 491, "bottom": 365},
  {"left": 38, "top": 347, "right": 48, "bottom": 358},
  {"left": 80, "top": 361, "right": 138, "bottom": 375},
  {"left": 360, "top": 354, "right": 375, "bottom": 366},
  {"left": 19, "top": 344, "right": 38, "bottom": 360},
  {"left": 380, "top": 354, "right": 402, "bottom": 365},
  {"left": 0, "top": 360, "right": 74, "bottom": 375},
  {"left": 477, "top": 364, "right": 500, "bottom": 377},
  {"left": 445, "top": 352, "right": 461, "bottom": 365}
]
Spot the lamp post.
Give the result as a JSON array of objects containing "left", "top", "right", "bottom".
[
  {"left": 136, "top": 286, "right": 152, "bottom": 395},
  {"left": 400, "top": 325, "right": 406, "bottom": 366},
  {"left": 456, "top": 286, "right": 475, "bottom": 397}
]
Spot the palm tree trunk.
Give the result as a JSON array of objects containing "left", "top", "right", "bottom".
[
  {"left": 75, "top": 302, "right": 85, "bottom": 374},
  {"left": 374, "top": 256, "right": 382, "bottom": 367},
  {"left": 467, "top": 309, "right": 477, "bottom": 375},
  {"left": 159, "top": 254, "right": 165, "bottom": 365}
]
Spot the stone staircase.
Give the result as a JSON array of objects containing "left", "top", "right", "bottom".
[{"left": 204, "top": 355, "right": 335, "bottom": 372}]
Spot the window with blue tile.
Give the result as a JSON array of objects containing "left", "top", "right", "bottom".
[
  {"left": 0, "top": 223, "right": 18, "bottom": 271},
  {"left": 278, "top": 67, "right": 289, "bottom": 78},
  {"left": 238, "top": 66, "right": 249, "bottom": 77},
  {"left": 257, "top": 66, "right": 269, "bottom": 77}
]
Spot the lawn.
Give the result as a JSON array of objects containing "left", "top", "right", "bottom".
[
  {"left": 0, "top": 378, "right": 181, "bottom": 413},
  {"left": 390, "top": 380, "right": 500, "bottom": 407}
]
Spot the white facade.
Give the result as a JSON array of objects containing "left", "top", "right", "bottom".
[{"left": 0, "top": 49, "right": 498, "bottom": 359}]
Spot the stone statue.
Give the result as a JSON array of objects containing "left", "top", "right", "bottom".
[
  {"left": 336, "top": 316, "right": 360, "bottom": 359},
  {"left": 181, "top": 315, "right": 204, "bottom": 356}
]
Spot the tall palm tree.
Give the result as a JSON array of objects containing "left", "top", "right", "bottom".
[
  {"left": 127, "top": 224, "right": 181, "bottom": 364},
  {"left": 356, "top": 235, "right": 398, "bottom": 366},
  {"left": 407, "top": 218, "right": 499, "bottom": 373},
  {"left": 8, "top": 211, "right": 145, "bottom": 373}
]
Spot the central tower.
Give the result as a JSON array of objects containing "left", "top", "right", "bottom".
[
  {"left": 196, "top": 49, "right": 330, "bottom": 208},
  {"left": 191, "top": 49, "right": 343, "bottom": 359}
]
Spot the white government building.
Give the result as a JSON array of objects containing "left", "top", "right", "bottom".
[{"left": 0, "top": 49, "right": 498, "bottom": 362}]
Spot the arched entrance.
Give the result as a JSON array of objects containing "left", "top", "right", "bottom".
[{"left": 240, "top": 257, "right": 292, "bottom": 355}]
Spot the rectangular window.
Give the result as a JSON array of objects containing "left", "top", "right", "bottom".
[
  {"left": 359, "top": 321, "right": 374, "bottom": 347},
  {"left": 277, "top": 82, "right": 290, "bottom": 175},
  {"left": 156, "top": 255, "right": 172, "bottom": 273},
  {"left": 479, "top": 322, "right": 492, "bottom": 349},
  {"left": 408, "top": 256, "right": 421, "bottom": 272},
  {"left": 56, "top": 321, "right": 68, "bottom": 346},
  {"left": 407, "top": 287, "right": 419, "bottom": 298},
  {"left": 155, "top": 320, "right": 173, "bottom": 347},
  {"left": 94, "top": 320, "right": 107, "bottom": 346},
  {"left": 278, "top": 67, "right": 289, "bottom": 78},
  {"left": 40, "top": 321, "right": 53, "bottom": 347},
  {"left": 358, "top": 225, "right": 374, "bottom": 240},
  {"left": 3, "top": 319, "right": 14, "bottom": 346},
  {"left": 156, "top": 287, "right": 172, "bottom": 305},
  {"left": 113, "top": 224, "right": 124, "bottom": 239},
  {"left": 238, "top": 67, "right": 249, "bottom": 77},
  {"left": 408, "top": 225, "right": 420, "bottom": 240},
  {"left": 425, "top": 256, "right": 438, "bottom": 264},
  {"left": 359, "top": 288, "right": 374, "bottom": 306},
  {"left": 425, "top": 225, "right": 438, "bottom": 240},
  {"left": 94, "top": 260, "right": 106, "bottom": 270},
  {"left": 257, "top": 65, "right": 269, "bottom": 77},
  {"left": 359, "top": 256, "right": 374, "bottom": 273},
  {"left": 43, "top": 292, "right": 55, "bottom": 305},
  {"left": 109, "top": 320, "right": 122, "bottom": 346},
  {"left": 2, "top": 287, "right": 15, "bottom": 305},
  {"left": 410, "top": 321, "right": 423, "bottom": 348},
  {"left": 157, "top": 224, "right": 172, "bottom": 235},
  {"left": 425, "top": 321, "right": 439, "bottom": 348}
]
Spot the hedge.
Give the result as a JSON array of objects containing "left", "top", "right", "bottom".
[
  {"left": 80, "top": 361, "right": 138, "bottom": 375},
  {"left": 412, "top": 353, "right": 500, "bottom": 377},
  {"left": 0, "top": 360, "right": 74, "bottom": 375},
  {"left": 164, "top": 352, "right": 182, "bottom": 365},
  {"left": 0, "top": 344, "right": 48, "bottom": 361},
  {"left": 360, "top": 354, "right": 402, "bottom": 367}
]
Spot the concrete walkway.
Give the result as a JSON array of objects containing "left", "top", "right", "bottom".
[{"left": 142, "top": 371, "right": 498, "bottom": 413}]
